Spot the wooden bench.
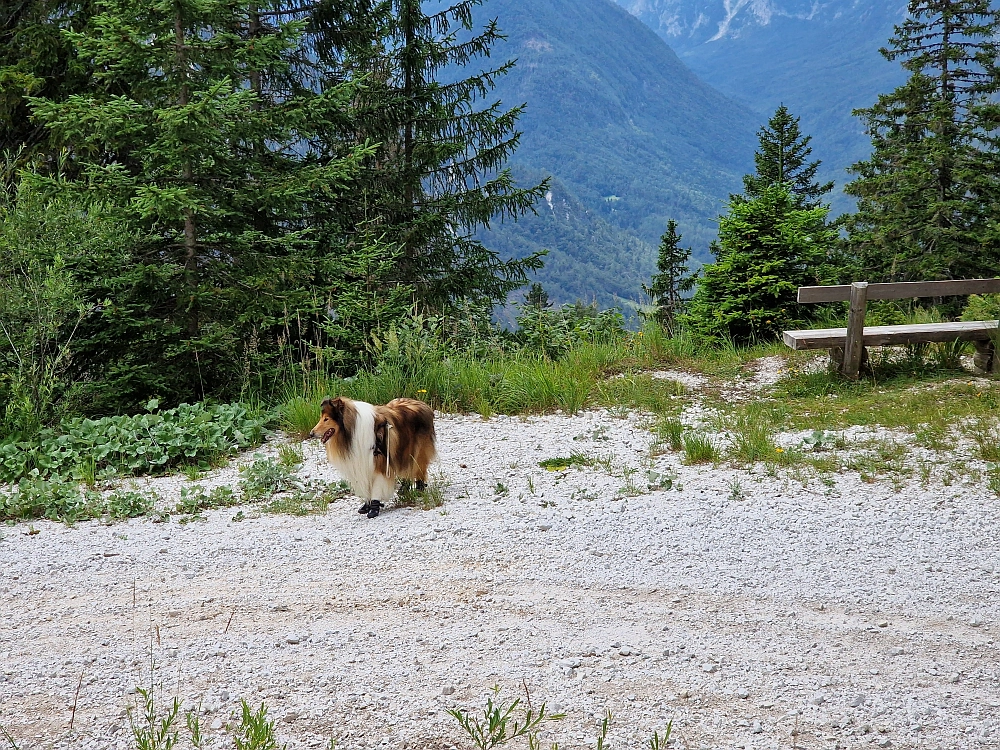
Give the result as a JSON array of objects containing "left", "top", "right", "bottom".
[{"left": 783, "top": 278, "right": 1000, "bottom": 379}]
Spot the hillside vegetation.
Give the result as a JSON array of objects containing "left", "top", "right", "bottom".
[{"left": 477, "top": 0, "right": 757, "bottom": 305}]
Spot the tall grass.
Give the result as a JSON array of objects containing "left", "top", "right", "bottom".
[
  {"left": 275, "top": 322, "right": 732, "bottom": 436},
  {"left": 726, "top": 404, "right": 783, "bottom": 464},
  {"left": 279, "top": 351, "right": 600, "bottom": 436}
]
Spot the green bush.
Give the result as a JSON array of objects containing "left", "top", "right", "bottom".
[
  {"left": 684, "top": 184, "right": 840, "bottom": 344},
  {"left": 0, "top": 401, "right": 265, "bottom": 484},
  {"left": 515, "top": 299, "right": 626, "bottom": 358},
  {"left": 0, "top": 185, "right": 135, "bottom": 436},
  {"left": 962, "top": 294, "right": 1000, "bottom": 322}
]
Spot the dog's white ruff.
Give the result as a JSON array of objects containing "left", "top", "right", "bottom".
[{"left": 327, "top": 400, "right": 396, "bottom": 501}]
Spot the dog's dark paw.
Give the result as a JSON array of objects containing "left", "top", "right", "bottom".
[
  {"left": 366, "top": 500, "right": 382, "bottom": 519},
  {"left": 415, "top": 480, "right": 427, "bottom": 491},
  {"left": 357, "top": 501, "right": 371, "bottom": 514}
]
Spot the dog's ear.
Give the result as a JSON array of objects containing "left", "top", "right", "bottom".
[{"left": 320, "top": 396, "right": 345, "bottom": 419}]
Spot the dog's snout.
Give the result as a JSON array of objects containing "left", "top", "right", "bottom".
[{"left": 307, "top": 430, "right": 315, "bottom": 439}]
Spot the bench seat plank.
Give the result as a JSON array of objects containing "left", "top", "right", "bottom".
[{"left": 783, "top": 320, "right": 999, "bottom": 350}]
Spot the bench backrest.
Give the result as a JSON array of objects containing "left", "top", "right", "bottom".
[{"left": 798, "top": 278, "right": 1000, "bottom": 304}]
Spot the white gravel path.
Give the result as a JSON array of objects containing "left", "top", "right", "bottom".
[{"left": 2, "top": 407, "right": 1000, "bottom": 750}]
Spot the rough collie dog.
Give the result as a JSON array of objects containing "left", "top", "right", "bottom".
[{"left": 309, "top": 396, "right": 437, "bottom": 518}]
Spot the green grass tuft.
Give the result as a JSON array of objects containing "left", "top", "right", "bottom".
[{"left": 682, "top": 433, "right": 717, "bottom": 464}]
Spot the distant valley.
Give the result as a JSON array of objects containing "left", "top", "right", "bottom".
[
  {"left": 612, "top": 0, "right": 908, "bottom": 208},
  {"left": 476, "top": 0, "right": 757, "bottom": 310},
  {"left": 475, "top": 0, "right": 909, "bottom": 309}
]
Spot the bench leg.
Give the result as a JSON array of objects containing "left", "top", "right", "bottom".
[
  {"left": 841, "top": 282, "right": 869, "bottom": 380},
  {"left": 973, "top": 340, "right": 999, "bottom": 375},
  {"left": 828, "top": 347, "right": 844, "bottom": 374},
  {"left": 830, "top": 346, "right": 871, "bottom": 375}
]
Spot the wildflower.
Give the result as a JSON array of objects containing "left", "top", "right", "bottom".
[
  {"left": 417, "top": 389, "right": 427, "bottom": 393},
  {"left": 775, "top": 447, "right": 784, "bottom": 453}
]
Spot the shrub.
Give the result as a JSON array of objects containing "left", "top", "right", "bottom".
[
  {"left": 0, "top": 401, "right": 265, "bottom": 484},
  {"left": 516, "top": 299, "right": 625, "bottom": 358},
  {"left": 0, "top": 185, "right": 135, "bottom": 436},
  {"left": 962, "top": 294, "right": 1000, "bottom": 322}
]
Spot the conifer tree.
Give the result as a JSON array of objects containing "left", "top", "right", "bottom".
[
  {"left": 845, "top": 0, "right": 1000, "bottom": 282},
  {"left": 0, "top": 0, "right": 95, "bottom": 164},
  {"left": 524, "top": 282, "right": 551, "bottom": 311},
  {"left": 684, "top": 185, "right": 838, "bottom": 344},
  {"left": 311, "top": 0, "right": 547, "bottom": 312},
  {"left": 25, "top": 0, "right": 372, "bottom": 407},
  {"left": 741, "top": 105, "right": 834, "bottom": 209},
  {"left": 642, "top": 220, "right": 695, "bottom": 332}
]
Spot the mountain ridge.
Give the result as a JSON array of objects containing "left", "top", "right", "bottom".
[
  {"left": 475, "top": 0, "right": 758, "bottom": 309},
  {"left": 612, "top": 0, "right": 909, "bottom": 208}
]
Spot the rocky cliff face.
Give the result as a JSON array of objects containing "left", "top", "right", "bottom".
[{"left": 616, "top": 0, "right": 905, "bottom": 48}]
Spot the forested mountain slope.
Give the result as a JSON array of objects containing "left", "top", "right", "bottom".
[
  {"left": 612, "top": 0, "right": 908, "bottom": 209},
  {"left": 473, "top": 0, "right": 757, "bottom": 310}
]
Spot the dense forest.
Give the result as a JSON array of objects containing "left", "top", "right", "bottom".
[{"left": 2, "top": 0, "right": 1000, "bottom": 436}]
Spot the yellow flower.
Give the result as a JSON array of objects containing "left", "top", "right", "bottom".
[
  {"left": 417, "top": 389, "right": 427, "bottom": 393},
  {"left": 775, "top": 447, "right": 784, "bottom": 453}
]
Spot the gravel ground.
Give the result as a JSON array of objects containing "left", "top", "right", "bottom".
[{"left": 2, "top": 395, "right": 1000, "bottom": 750}]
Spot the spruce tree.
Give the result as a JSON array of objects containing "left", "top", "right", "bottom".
[
  {"left": 25, "top": 0, "right": 372, "bottom": 407},
  {"left": 684, "top": 185, "right": 838, "bottom": 344},
  {"left": 311, "top": 0, "right": 547, "bottom": 312},
  {"left": 741, "top": 105, "right": 834, "bottom": 209},
  {"left": 0, "top": 0, "right": 95, "bottom": 164},
  {"left": 642, "top": 220, "right": 695, "bottom": 332},
  {"left": 845, "top": 0, "right": 1000, "bottom": 282},
  {"left": 524, "top": 282, "right": 551, "bottom": 311}
]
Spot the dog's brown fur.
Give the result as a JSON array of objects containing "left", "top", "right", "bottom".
[
  {"left": 372, "top": 398, "right": 437, "bottom": 484},
  {"left": 310, "top": 396, "right": 437, "bottom": 488}
]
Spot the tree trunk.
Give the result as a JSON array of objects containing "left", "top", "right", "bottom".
[{"left": 176, "top": 5, "right": 199, "bottom": 338}]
